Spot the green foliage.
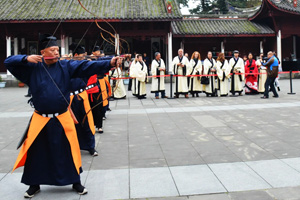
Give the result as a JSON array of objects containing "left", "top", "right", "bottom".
[
  {"left": 189, "top": 0, "right": 212, "bottom": 14},
  {"left": 0, "top": 76, "right": 2, "bottom": 82},
  {"left": 215, "top": 0, "right": 228, "bottom": 12},
  {"left": 228, "top": 0, "right": 262, "bottom": 8}
]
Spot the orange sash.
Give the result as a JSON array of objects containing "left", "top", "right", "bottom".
[
  {"left": 70, "top": 92, "right": 95, "bottom": 135},
  {"left": 79, "top": 91, "right": 95, "bottom": 135},
  {"left": 104, "top": 76, "right": 112, "bottom": 96},
  {"left": 99, "top": 79, "right": 108, "bottom": 107},
  {"left": 13, "top": 111, "right": 82, "bottom": 174}
]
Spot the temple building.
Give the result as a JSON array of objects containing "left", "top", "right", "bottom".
[{"left": 0, "top": 0, "right": 299, "bottom": 75}]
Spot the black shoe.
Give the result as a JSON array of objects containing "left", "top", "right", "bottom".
[
  {"left": 24, "top": 185, "right": 40, "bottom": 198},
  {"left": 273, "top": 95, "right": 279, "bottom": 98},
  {"left": 24, "top": 94, "right": 31, "bottom": 97},
  {"left": 88, "top": 149, "right": 98, "bottom": 157},
  {"left": 97, "top": 128, "right": 103, "bottom": 134},
  {"left": 196, "top": 93, "right": 199, "bottom": 97},
  {"left": 103, "top": 116, "right": 107, "bottom": 120},
  {"left": 191, "top": 94, "right": 195, "bottom": 97},
  {"left": 72, "top": 183, "right": 88, "bottom": 195},
  {"left": 107, "top": 108, "right": 112, "bottom": 111},
  {"left": 277, "top": 87, "right": 280, "bottom": 91}
]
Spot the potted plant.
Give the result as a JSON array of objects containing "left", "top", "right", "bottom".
[
  {"left": 18, "top": 81, "right": 25, "bottom": 87},
  {"left": 0, "top": 76, "right": 6, "bottom": 88}
]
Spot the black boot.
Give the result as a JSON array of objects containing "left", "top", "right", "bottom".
[
  {"left": 24, "top": 185, "right": 40, "bottom": 198},
  {"left": 88, "top": 148, "right": 98, "bottom": 157},
  {"left": 73, "top": 182, "right": 88, "bottom": 195}
]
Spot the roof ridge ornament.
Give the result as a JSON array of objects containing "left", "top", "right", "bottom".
[
  {"left": 293, "top": 0, "right": 298, "bottom": 8},
  {"left": 166, "top": 0, "right": 172, "bottom": 14}
]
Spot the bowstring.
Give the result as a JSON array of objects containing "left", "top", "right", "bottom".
[
  {"left": 73, "top": 21, "right": 94, "bottom": 54},
  {"left": 77, "top": 0, "right": 127, "bottom": 123}
]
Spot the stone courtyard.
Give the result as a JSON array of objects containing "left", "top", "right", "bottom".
[{"left": 1, "top": 79, "right": 300, "bottom": 200}]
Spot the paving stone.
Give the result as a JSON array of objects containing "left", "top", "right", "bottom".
[
  {"left": 229, "top": 190, "right": 274, "bottom": 200},
  {"left": 209, "top": 162, "right": 271, "bottom": 192},
  {"left": 170, "top": 165, "right": 226, "bottom": 195},
  {"left": 0, "top": 173, "right": 32, "bottom": 200},
  {"left": 130, "top": 167, "right": 178, "bottom": 198},
  {"left": 81, "top": 169, "right": 129, "bottom": 200},
  {"left": 281, "top": 157, "right": 300, "bottom": 172},
  {"left": 130, "top": 158, "right": 168, "bottom": 168},
  {"left": 188, "top": 193, "right": 231, "bottom": 200},
  {"left": 267, "top": 186, "right": 300, "bottom": 200},
  {"left": 201, "top": 153, "right": 242, "bottom": 164},
  {"left": 247, "top": 159, "right": 300, "bottom": 187}
]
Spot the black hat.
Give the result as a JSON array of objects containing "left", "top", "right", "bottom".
[
  {"left": 92, "top": 46, "right": 100, "bottom": 52},
  {"left": 233, "top": 50, "right": 239, "bottom": 54},
  {"left": 70, "top": 43, "right": 85, "bottom": 55},
  {"left": 39, "top": 34, "right": 58, "bottom": 50}
]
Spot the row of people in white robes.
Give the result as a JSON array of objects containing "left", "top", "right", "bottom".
[{"left": 171, "top": 49, "right": 246, "bottom": 97}]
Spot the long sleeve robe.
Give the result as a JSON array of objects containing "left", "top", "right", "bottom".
[
  {"left": 70, "top": 78, "right": 95, "bottom": 151},
  {"left": 172, "top": 56, "right": 190, "bottom": 95},
  {"left": 229, "top": 57, "right": 245, "bottom": 94},
  {"left": 188, "top": 59, "right": 202, "bottom": 93},
  {"left": 256, "top": 59, "right": 267, "bottom": 93},
  {"left": 4, "top": 55, "right": 111, "bottom": 186},
  {"left": 203, "top": 58, "right": 217, "bottom": 95},
  {"left": 151, "top": 58, "right": 166, "bottom": 93},
  {"left": 216, "top": 60, "right": 230, "bottom": 96},
  {"left": 244, "top": 59, "right": 258, "bottom": 94},
  {"left": 130, "top": 61, "right": 148, "bottom": 97},
  {"left": 110, "top": 67, "right": 126, "bottom": 99}
]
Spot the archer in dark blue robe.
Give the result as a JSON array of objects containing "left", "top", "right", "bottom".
[
  {"left": 70, "top": 78, "right": 96, "bottom": 152},
  {"left": 5, "top": 55, "right": 112, "bottom": 186}
]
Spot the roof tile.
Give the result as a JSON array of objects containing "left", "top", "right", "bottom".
[
  {"left": 0, "top": 0, "right": 181, "bottom": 21},
  {"left": 172, "top": 19, "right": 275, "bottom": 35}
]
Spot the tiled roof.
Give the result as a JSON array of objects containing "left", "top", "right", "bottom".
[
  {"left": 0, "top": 0, "right": 182, "bottom": 21},
  {"left": 171, "top": 19, "right": 275, "bottom": 35},
  {"left": 269, "top": 0, "right": 300, "bottom": 14}
]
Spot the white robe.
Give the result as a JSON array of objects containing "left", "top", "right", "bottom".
[
  {"left": 188, "top": 59, "right": 202, "bottom": 93},
  {"left": 110, "top": 67, "right": 126, "bottom": 99},
  {"left": 130, "top": 61, "right": 148, "bottom": 97},
  {"left": 172, "top": 56, "right": 190, "bottom": 95},
  {"left": 129, "top": 61, "right": 137, "bottom": 96},
  {"left": 203, "top": 58, "right": 217, "bottom": 95},
  {"left": 229, "top": 57, "right": 245, "bottom": 94},
  {"left": 216, "top": 60, "right": 230, "bottom": 96},
  {"left": 151, "top": 59, "right": 166, "bottom": 93},
  {"left": 256, "top": 59, "right": 267, "bottom": 93}
]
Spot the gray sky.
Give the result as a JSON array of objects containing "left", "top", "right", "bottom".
[{"left": 180, "top": 0, "right": 198, "bottom": 15}]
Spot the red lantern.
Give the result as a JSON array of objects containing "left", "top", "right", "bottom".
[{"left": 294, "top": 0, "right": 297, "bottom": 8}]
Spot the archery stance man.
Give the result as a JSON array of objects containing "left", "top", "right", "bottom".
[{"left": 4, "top": 34, "right": 120, "bottom": 198}]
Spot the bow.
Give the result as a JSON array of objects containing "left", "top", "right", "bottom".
[{"left": 77, "top": 0, "right": 131, "bottom": 124}]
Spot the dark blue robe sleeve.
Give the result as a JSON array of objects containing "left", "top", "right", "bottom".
[
  {"left": 97, "top": 56, "right": 114, "bottom": 61},
  {"left": 4, "top": 55, "right": 35, "bottom": 85},
  {"left": 67, "top": 59, "right": 112, "bottom": 79}
]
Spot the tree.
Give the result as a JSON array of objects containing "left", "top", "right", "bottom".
[
  {"left": 215, "top": 0, "right": 228, "bottom": 13},
  {"left": 176, "top": 0, "right": 189, "bottom": 7},
  {"left": 189, "top": 0, "right": 212, "bottom": 14}
]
